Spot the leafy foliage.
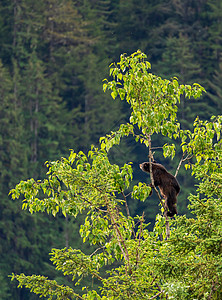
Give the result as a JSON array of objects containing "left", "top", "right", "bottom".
[
  {"left": 10, "top": 51, "right": 222, "bottom": 299},
  {"left": 101, "top": 50, "right": 205, "bottom": 150},
  {"left": 1, "top": 0, "right": 222, "bottom": 298}
]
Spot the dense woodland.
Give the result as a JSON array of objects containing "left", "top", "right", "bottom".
[{"left": 0, "top": 0, "right": 222, "bottom": 298}]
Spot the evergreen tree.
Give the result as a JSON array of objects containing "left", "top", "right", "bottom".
[
  {"left": 115, "top": 0, "right": 165, "bottom": 57},
  {"left": 208, "top": 56, "right": 222, "bottom": 113},
  {"left": 18, "top": 48, "right": 72, "bottom": 175},
  {"left": 204, "top": 0, "right": 222, "bottom": 114},
  {"left": 0, "top": 1, "right": 88, "bottom": 298},
  {"left": 206, "top": 0, "right": 222, "bottom": 67},
  {"left": 0, "top": 1, "right": 127, "bottom": 298},
  {"left": 156, "top": 33, "right": 203, "bottom": 127},
  {"left": 0, "top": 59, "right": 27, "bottom": 299}
]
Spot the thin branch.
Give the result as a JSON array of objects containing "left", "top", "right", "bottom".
[
  {"left": 121, "top": 190, "right": 131, "bottom": 218},
  {"left": 207, "top": 280, "right": 217, "bottom": 300},
  {"left": 150, "top": 146, "right": 163, "bottom": 150},
  {"left": 75, "top": 294, "right": 84, "bottom": 300},
  {"left": 111, "top": 215, "right": 130, "bottom": 265},
  {"left": 164, "top": 214, "right": 170, "bottom": 239},
  {"left": 77, "top": 177, "right": 131, "bottom": 272},
  {"left": 148, "top": 289, "right": 166, "bottom": 299},
  {"left": 82, "top": 181, "right": 131, "bottom": 269},
  {"left": 135, "top": 212, "right": 144, "bottom": 266},
  {"left": 125, "top": 191, "right": 132, "bottom": 198},
  {"left": 77, "top": 194, "right": 107, "bottom": 213},
  {"left": 195, "top": 196, "right": 207, "bottom": 207},
  {"left": 89, "top": 271, "right": 104, "bottom": 282},
  {"left": 175, "top": 152, "right": 194, "bottom": 177},
  {"left": 105, "top": 198, "right": 131, "bottom": 272},
  {"left": 138, "top": 212, "right": 144, "bottom": 245},
  {"left": 174, "top": 152, "right": 185, "bottom": 178},
  {"left": 90, "top": 246, "right": 106, "bottom": 258},
  {"left": 150, "top": 274, "right": 157, "bottom": 286},
  {"left": 121, "top": 190, "right": 137, "bottom": 239}
]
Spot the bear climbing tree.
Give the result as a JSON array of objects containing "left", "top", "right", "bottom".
[
  {"left": 11, "top": 51, "right": 220, "bottom": 300},
  {"left": 139, "top": 162, "right": 180, "bottom": 217}
]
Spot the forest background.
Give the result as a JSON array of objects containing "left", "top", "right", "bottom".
[{"left": 0, "top": 0, "right": 222, "bottom": 298}]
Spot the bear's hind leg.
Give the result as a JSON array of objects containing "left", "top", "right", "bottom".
[{"left": 166, "top": 191, "right": 178, "bottom": 217}]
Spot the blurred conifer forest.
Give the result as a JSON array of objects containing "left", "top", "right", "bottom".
[{"left": 0, "top": 0, "right": 222, "bottom": 298}]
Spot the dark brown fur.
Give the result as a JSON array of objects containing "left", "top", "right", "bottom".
[{"left": 139, "top": 162, "right": 180, "bottom": 217}]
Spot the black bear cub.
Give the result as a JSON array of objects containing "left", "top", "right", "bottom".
[{"left": 139, "top": 162, "right": 180, "bottom": 217}]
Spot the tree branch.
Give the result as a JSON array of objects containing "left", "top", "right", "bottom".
[
  {"left": 90, "top": 246, "right": 106, "bottom": 258},
  {"left": 105, "top": 197, "right": 131, "bottom": 272},
  {"left": 135, "top": 212, "right": 144, "bottom": 266},
  {"left": 121, "top": 190, "right": 137, "bottom": 239},
  {"left": 207, "top": 280, "right": 217, "bottom": 300},
  {"left": 148, "top": 289, "right": 166, "bottom": 299},
  {"left": 147, "top": 134, "right": 165, "bottom": 207},
  {"left": 175, "top": 152, "right": 194, "bottom": 178},
  {"left": 147, "top": 134, "right": 170, "bottom": 239},
  {"left": 121, "top": 190, "right": 131, "bottom": 218}
]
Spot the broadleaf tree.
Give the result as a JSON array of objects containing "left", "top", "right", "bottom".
[{"left": 10, "top": 50, "right": 222, "bottom": 299}]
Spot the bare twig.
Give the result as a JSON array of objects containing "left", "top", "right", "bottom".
[
  {"left": 174, "top": 152, "right": 185, "bottom": 178},
  {"left": 125, "top": 192, "right": 132, "bottom": 198},
  {"left": 175, "top": 152, "right": 194, "bottom": 178},
  {"left": 90, "top": 246, "right": 106, "bottom": 258},
  {"left": 150, "top": 146, "right": 163, "bottom": 150},
  {"left": 148, "top": 289, "right": 166, "bottom": 299}
]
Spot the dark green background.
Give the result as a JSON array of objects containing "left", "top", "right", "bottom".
[{"left": 0, "top": 0, "right": 221, "bottom": 298}]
